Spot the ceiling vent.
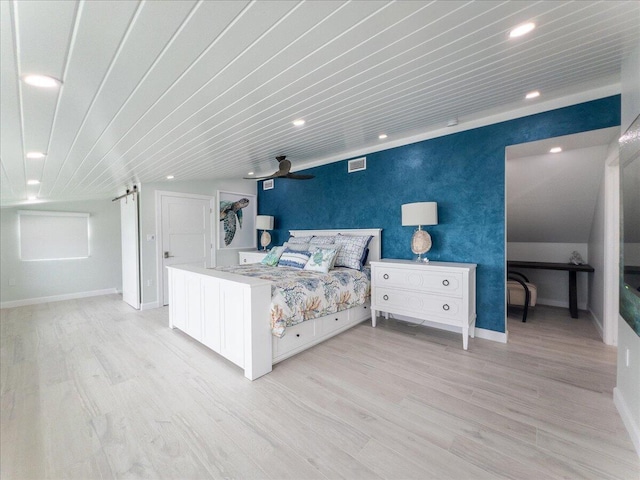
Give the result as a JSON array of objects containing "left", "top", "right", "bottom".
[
  {"left": 348, "top": 157, "right": 366, "bottom": 173},
  {"left": 263, "top": 179, "right": 274, "bottom": 190}
]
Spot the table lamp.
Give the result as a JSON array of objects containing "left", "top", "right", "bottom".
[
  {"left": 256, "top": 215, "right": 274, "bottom": 250},
  {"left": 401, "top": 202, "right": 438, "bottom": 262}
]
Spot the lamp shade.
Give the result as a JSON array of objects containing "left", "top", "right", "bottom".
[
  {"left": 256, "top": 215, "right": 274, "bottom": 230},
  {"left": 401, "top": 202, "right": 438, "bottom": 226}
]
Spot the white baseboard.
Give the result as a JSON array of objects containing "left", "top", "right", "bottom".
[
  {"left": 589, "top": 308, "right": 604, "bottom": 339},
  {"left": 141, "top": 301, "right": 161, "bottom": 311},
  {"left": 475, "top": 327, "right": 508, "bottom": 343},
  {"left": 0, "top": 288, "right": 119, "bottom": 309},
  {"left": 537, "top": 297, "right": 588, "bottom": 310},
  {"left": 614, "top": 387, "right": 640, "bottom": 458},
  {"left": 388, "top": 314, "right": 507, "bottom": 344}
]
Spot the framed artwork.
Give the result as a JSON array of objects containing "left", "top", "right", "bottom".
[{"left": 217, "top": 191, "right": 256, "bottom": 249}]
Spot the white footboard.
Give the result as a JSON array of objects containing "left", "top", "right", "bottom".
[{"left": 168, "top": 265, "right": 273, "bottom": 380}]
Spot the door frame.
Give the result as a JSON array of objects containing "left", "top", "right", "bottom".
[{"left": 155, "top": 190, "right": 215, "bottom": 307}]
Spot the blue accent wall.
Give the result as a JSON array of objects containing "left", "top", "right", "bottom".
[{"left": 258, "top": 96, "right": 621, "bottom": 333}]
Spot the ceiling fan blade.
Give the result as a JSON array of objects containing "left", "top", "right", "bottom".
[
  {"left": 285, "top": 173, "right": 315, "bottom": 180},
  {"left": 243, "top": 172, "right": 279, "bottom": 180}
]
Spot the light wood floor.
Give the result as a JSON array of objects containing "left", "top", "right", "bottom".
[{"left": 1, "top": 296, "right": 638, "bottom": 480}]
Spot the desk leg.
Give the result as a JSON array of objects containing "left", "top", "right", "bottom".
[{"left": 569, "top": 270, "right": 578, "bottom": 318}]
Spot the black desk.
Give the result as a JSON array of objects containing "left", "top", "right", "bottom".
[{"left": 507, "top": 261, "right": 595, "bottom": 318}]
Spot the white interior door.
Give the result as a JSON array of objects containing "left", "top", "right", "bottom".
[
  {"left": 161, "top": 194, "right": 212, "bottom": 306},
  {"left": 121, "top": 194, "right": 140, "bottom": 309}
]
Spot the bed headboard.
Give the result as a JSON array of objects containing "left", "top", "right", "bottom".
[{"left": 288, "top": 228, "right": 382, "bottom": 263}]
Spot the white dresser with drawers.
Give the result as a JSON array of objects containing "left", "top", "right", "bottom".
[{"left": 370, "top": 259, "right": 477, "bottom": 350}]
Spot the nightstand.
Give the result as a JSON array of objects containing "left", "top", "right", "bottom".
[
  {"left": 238, "top": 250, "right": 268, "bottom": 264},
  {"left": 370, "top": 259, "right": 477, "bottom": 350}
]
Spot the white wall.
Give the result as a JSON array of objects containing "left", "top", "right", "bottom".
[
  {"left": 616, "top": 44, "right": 640, "bottom": 458},
  {"left": 588, "top": 165, "right": 607, "bottom": 333},
  {"left": 138, "top": 179, "right": 256, "bottom": 308},
  {"left": 507, "top": 242, "right": 589, "bottom": 309},
  {"left": 0, "top": 199, "right": 122, "bottom": 307}
]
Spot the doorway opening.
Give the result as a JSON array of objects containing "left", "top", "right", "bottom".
[{"left": 505, "top": 126, "right": 620, "bottom": 344}]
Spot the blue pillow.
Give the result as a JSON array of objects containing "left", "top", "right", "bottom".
[{"left": 277, "top": 248, "right": 312, "bottom": 269}]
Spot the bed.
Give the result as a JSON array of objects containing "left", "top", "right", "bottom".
[{"left": 167, "top": 228, "right": 382, "bottom": 380}]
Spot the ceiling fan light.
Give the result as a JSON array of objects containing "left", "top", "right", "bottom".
[{"left": 22, "top": 74, "right": 62, "bottom": 88}]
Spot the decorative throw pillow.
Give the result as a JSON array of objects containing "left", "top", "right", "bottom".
[
  {"left": 277, "top": 248, "right": 312, "bottom": 269},
  {"left": 334, "top": 234, "right": 373, "bottom": 270},
  {"left": 287, "top": 235, "right": 314, "bottom": 244},
  {"left": 282, "top": 241, "right": 310, "bottom": 252},
  {"left": 304, "top": 247, "right": 339, "bottom": 273},
  {"left": 261, "top": 246, "right": 285, "bottom": 266},
  {"left": 309, "top": 235, "right": 336, "bottom": 245},
  {"left": 313, "top": 243, "right": 342, "bottom": 268}
]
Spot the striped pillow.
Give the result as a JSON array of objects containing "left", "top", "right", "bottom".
[{"left": 277, "top": 248, "right": 312, "bottom": 269}]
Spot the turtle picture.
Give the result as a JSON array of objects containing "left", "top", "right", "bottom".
[{"left": 220, "top": 197, "right": 250, "bottom": 246}]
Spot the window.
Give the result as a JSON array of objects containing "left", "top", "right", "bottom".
[{"left": 18, "top": 210, "right": 90, "bottom": 261}]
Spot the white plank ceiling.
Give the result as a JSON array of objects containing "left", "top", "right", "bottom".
[{"left": 1, "top": 0, "right": 639, "bottom": 205}]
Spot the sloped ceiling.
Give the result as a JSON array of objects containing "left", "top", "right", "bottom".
[
  {"left": 506, "top": 127, "right": 619, "bottom": 243},
  {"left": 1, "top": 1, "right": 639, "bottom": 206}
]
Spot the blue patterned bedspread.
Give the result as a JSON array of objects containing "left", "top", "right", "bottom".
[{"left": 213, "top": 264, "right": 370, "bottom": 337}]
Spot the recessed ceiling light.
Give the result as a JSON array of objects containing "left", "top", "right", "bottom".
[
  {"left": 378, "top": 134, "right": 388, "bottom": 139},
  {"left": 292, "top": 119, "right": 305, "bottom": 127},
  {"left": 27, "top": 196, "right": 37, "bottom": 201},
  {"left": 166, "top": 175, "right": 174, "bottom": 180},
  {"left": 550, "top": 147, "right": 562, "bottom": 153},
  {"left": 22, "top": 74, "right": 62, "bottom": 88},
  {"left": 26, "top": 151, "right": 46, "bottom": 159},
  {"left": 509, "top": 22, "right": 535, "bottom": 38},
  {"left": 247, "top": 171, "right": 254, "bottom": 176},
  {"left": 525, "top": 90, "right": 540, "bottom": 99},
  {"left": 27, "top": 179, "right": 40, "bottom": 185}
]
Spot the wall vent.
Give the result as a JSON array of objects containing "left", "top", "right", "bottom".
[
  {"left": 348, "top": 157, "right": 366, "bottom": 173},
  {"left": 263, "top": 179, "right": 274, "bottom": 190}
]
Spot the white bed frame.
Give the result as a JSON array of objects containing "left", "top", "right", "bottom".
[{"left": 167, "top": 228, "right": 382, "bottom": 380}]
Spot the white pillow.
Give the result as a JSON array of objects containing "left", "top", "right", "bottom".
[
  {"left": 334, "top": 234, "right": 372, "bottom": 270},
  {"left": 304, "top": 247, "right": 339, "bottom": 273}
]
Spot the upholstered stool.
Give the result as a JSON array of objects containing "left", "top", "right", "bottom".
[{"left": 507, "top": 271, "right": 537, "bottom": 322}]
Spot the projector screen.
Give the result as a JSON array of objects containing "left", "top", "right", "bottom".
[{"left": 18, "top": 210, "right": 90, "bottom": 261}]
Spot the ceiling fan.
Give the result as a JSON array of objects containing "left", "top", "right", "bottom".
[{"left": 244, "top": 155, "right": 314, "bottom": 180}]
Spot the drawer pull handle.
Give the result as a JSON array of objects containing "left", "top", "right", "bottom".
[
  {"left": 383, "top": 274, "right": 389, "bottom": 279},
  {"left": 442, "top": 279, "right": 449, "bottom": 286},
  {"left": 335, "top": 318, "right": 339, "bottom": 321},
  {"left": 296, "top": 333, "right": 300, "bottom": 337},
  {"left": 442, "top": 304, "right": 450, "bottom": 311},
  {"left": 383, "top": 295, "right": 389, "bottom": 301}
]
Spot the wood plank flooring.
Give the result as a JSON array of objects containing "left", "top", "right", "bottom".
[{"left": 1, "top": 296, "right": 638, "bottom": 479}]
